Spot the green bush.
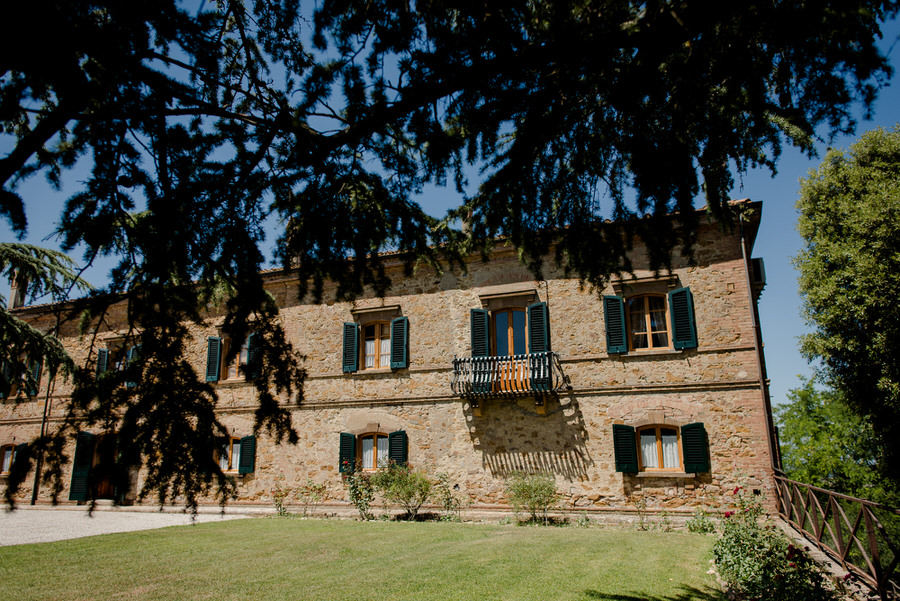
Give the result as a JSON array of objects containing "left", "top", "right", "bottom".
[
  {"left": 712, "top": 489, "right": 836, "bottom": 600},
  {"left": 686, "top": 507, "right": 717, "bottom": 534},
  {"left": 505, "top": 472, "right": 558, "bottom": 524},
  {"left": 433, "top": 472, "right": 465, "bottom": 521},
  {"left": 344, "top": 469, "right": 375, "bottom": 520},
  {"left": 372, "top": 464, "right": 432, "bottom": 519}
]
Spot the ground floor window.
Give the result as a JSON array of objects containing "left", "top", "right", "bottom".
[
  {"left": 339, "top": 430, "right": 408, "bottom": 473},
  {"left": 638, "top": 426, "right": 681, "bottom": 470},
  {"left": 360, "top": 433, "right": 389, "bottom": 470},
  {"left": 613, "top": 422, "right": 710, "bottom": 474},
  {"left": 1, "top": 444, "right": 15, "bottom": 474}
]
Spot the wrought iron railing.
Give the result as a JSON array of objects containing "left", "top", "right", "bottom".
[
  {"left": 774, "top": 473, "right": 900, "bottom": 600},
  {"left": 450, "top": 351, "right": 568, "bottom": 398}
]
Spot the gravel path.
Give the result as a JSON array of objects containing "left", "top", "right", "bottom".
[{"left": 0, "top": 507, "right": 249, "bottom": 546}]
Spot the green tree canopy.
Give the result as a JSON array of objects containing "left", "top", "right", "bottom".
[
  {"left": 776, "top": 378, "right": 897, "bottom": 505},
  {"left": 796, "top": 125, "right": 900, "bottom": 485},
  {"left": 1, "top": 1, "right": 899, "bottom": 508}
]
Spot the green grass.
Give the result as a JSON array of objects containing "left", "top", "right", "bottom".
[{"left": 0, "top": 518, "right": 724, "bottom": 601}]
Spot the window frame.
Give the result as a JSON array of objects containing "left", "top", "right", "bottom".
[
  {"left": 357, "top": 432, "right": 389, "bottom": 471},
  {"left": 0, "top": 444, "right": 15, "bottom": 474},
  {"left": 206, "top": 333, "right": 260, "bottom": 383},
  {"left": 219, "top": 437, "right": 243, "bottom": 472},
  {"left": 491, "top": 307, "right": 528, "bottom": 357},
  {"left": 635, "top": 425, "right": 684, "bottom": 472},
  {"left": 361, "top": 321, "right": 392, "bottom": 370},
  {"left": 626, "top": 294, "right": 672, "bottom": 351}
]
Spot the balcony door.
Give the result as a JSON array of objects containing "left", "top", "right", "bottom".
[{"left": 494, "top": 308, "right": 527, "bottom": 392}]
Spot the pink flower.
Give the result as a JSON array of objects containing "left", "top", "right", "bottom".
[
  {"left": 733, "top": 486, "right": 741, "bottom": 494},
  {"left": 724, "top": 511, "right": 734, "bottom": 518}
]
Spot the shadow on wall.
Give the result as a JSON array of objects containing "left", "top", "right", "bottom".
[{"left": 464, "top": 392, "right": 592, "bottom": 481}]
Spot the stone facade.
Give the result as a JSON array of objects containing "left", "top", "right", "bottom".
[{"left": 0, "top": 202, "right": 776, "bottom": 516}]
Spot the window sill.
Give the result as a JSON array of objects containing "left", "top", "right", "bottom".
[
  {"left": 615, "top": 348, "right": 683, "bottom": 357},
  {"left": 634, "top": 471, "right": 696, "bottom": 479}
]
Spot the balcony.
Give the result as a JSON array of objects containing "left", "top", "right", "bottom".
[{"left": 451, "top": 351, "right": 569, "bottom": 403}]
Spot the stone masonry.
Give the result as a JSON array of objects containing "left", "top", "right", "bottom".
[{"left": 0, "top": 201, "right": 776, "bottom": 517}]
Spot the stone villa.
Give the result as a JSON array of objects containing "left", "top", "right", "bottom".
[{"left": 1, "top": 200, "right": 777, "bottom": 517}]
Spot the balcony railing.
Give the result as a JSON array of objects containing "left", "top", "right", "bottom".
[
  {"left": 774, "top": 473, "right": 900, "bottom": 600},
  {"left": 450, "top": 351, "right": 568, "bottom": 398}
]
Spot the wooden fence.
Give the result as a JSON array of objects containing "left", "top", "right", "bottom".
[{"left": 774, "top": 473, "right": 900, "bottom": 600}]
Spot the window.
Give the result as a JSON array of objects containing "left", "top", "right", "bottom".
[
  {"left": 339, "top": 430, "right": 408, "bottom": 473},
  {"left": 470, "top": 302, "right": 550, "bottom": 358},
  {"left": 638, "top": 426, "right": 681, "bottom": 471},
  {"left": 362, "top": 322, "right": 392, "bottom": 369},
  {"left": 342, "top": 316, "right": 409, "bottom": 373},
  {"left": 217, "top": 435, "right": 257, "bottom": 474},
  {"left": 96, "top": 342, "right": 141, "bottom": 387},
  {"left": 205, "top": 334, "right": 260, "bottom": 382},
  {"left": 68, "top": 432, "right": 121, "bottom": 501},
  {"left": 612, "top": 422, "right": 710, "bottom": 474},
  {"left": 604, "top": 287, "right": 697, "bottom": 354},
  {"left": 1, "top": 444, "right": 15, "bottom": 474},
  {"left": 0, "top": 358, "right": 43, "bottom": 399},
  {"left": 628, "top": 295, "right": 670, "bottom": 350}
]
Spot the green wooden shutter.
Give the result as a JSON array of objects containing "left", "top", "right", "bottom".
[
  {"left": 342, "top": 323, "right": 359, "bottom": 373},
  {"left": 245, "top": 333, "right": 262, "bottom": 379},
  {"left": 69, "top": 432, "right": 96, "bottom": 501},
  {"left": 0, "top": 361, "right": 12, "bottom": 399},
  {"left": 124, "top": 345, "right": 141, "bottom": 388},
  {"left": 604, "top": 296, "right": 628, "bottom": 353},
  {"left": 26, "top": 360, "right": 42, "bottom": 397},
  {"left": 339, "top": 432, "right": 356, "bottom": 473},
  {"left": 206, "top": 337, "right": 222, "bottom": 382},
  {"left": 681, "top": 422, "right": 710, "bottom": 473},
  {"left": 527, "top": 302, "right": 551, "bottom": 353},
  {"left": 390, "top": 316, "right": 409, "bottom": 369},
  {"left": 388, "top": 430, "right": 408, "bottom": 466},
  {"left": 612, "top": 424, "right": 639, "bottom": 473},
  {"left": 669, "top": 287, "right": 698, "bottom": 349},
  {"left": 96, "top": 349, "right": 109, "bottom": 375},
  {"left": 238, "top": 435, "right": 256, "bottom": 474},
  {"left": 470, "top": 309, "right": 490, "bottom": 357}
]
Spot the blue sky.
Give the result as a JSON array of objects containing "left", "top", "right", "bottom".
[{"left": 3, "top": 19, "right": 899, "bottom": 408}]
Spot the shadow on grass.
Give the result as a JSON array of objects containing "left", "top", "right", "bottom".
[{"left": 584, "top": 585, "right": 726, "bottom": 601}]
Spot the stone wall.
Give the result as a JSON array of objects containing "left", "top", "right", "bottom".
[{"left": 0, "top": 214, "right": 775, "bottom": 514}]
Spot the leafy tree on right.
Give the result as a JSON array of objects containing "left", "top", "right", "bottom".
[{"left": 795, "top": 125, "right": 900, "bottom": 486}]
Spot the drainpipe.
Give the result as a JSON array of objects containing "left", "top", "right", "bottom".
[
  {"left": 739, "top": 213, "right": 781, "bottom": 472},
  {"left": 30, "top": 372, "right": 55, "bottom": 505}
]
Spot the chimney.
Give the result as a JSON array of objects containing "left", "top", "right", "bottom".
[{"left": 8, "top": 272, "right": 27, "bottom": 309}]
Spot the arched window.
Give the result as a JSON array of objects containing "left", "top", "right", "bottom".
[
  {"left": 637, "top": 426, "right": 682, "bottom": 471},
  {"left": 627, "top": 294, "right": 671, "bottom": 350}
]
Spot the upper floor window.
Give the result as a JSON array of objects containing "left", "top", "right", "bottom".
[
  {"left": 604, "top": 287, "right": 697, "bottom": 354},
  {"left": 470, "top": 302, "right": 550, "bottom": 358},
  {"left": 0, "top": 358, "right": 42, "bottom": 399},
  {"left": 205, "top": 334, "right": 260, "bottom": 382},
  {"left": 628, "top": 295, "right": 670, "bottom": 350},
  {"left": 342, "top": 316, "right": 409, "bottom": 373}
]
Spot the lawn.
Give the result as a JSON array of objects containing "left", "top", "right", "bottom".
[{"left": 0, "top": 518, "right": 724, "bottom": 601}]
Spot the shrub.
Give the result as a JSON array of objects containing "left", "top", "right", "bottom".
[
  {"left": 686, "top": 507, "right": 717, "bottom": 534},
  {"left": 433, "top": 472, "right": 464, "bottom": 521},
  {"left": 372, "top": 464, "right": 432, "bottom": 519},
  {"left": 505, "top": 472, "right": 558, "bottom": 524},
  {"left": 298, "top": 479, "right": 327, "bottom": 517},
  {"left": 344, "top": 469, "right": 375, "bottom": 520},
  {"left": 270, "top": 474, "right": 294, "bottom": 517},
  {"left": 712, "top": 489, "right": 836, "bottom": 600}
]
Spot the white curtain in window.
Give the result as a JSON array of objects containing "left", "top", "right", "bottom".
[
  {"left": 219, "top": 447, "right": 229, "bottom": 471},
  {"left": 230, "top": 441, "right": 241, "bottom": 471},
  {"left": 1, "top": 447, "right": 12, "bottom": 472},
  {"left": 380, "top": 337, "right": 391, "bottom": 367},
  {"left": 365, "top": 339, "right": 376, "bottom": 368},
  {"left": 377, "top": 436, "right": 389, "bottom": 468},
  {"left": 640, "top": 431, "right": 658, "bottom": 468},
  {"left": 361, "top": 437, "right": 374, "bottom": 469},
  {"left": 661, "top": 430, "right": 679, "bottom": 468}
]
